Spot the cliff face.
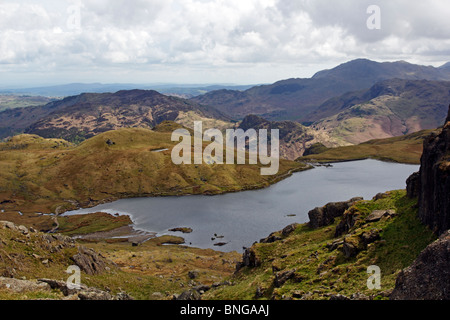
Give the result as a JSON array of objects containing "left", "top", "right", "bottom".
[
  {"left": 395, "top": 105, "right": 450, "bottom": 300},
  {"left": 409, "top": 105, "right": 450, "bottom": 235},
  {"left": 391, "top": 230, "right": 450, "bottom": 300}
]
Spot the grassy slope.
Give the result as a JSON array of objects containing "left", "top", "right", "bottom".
[
  {"left": 0, "top": 124, "right": 306, "bottom": 228},
  {"left": 205, "top": 190, "right": 436, "bottom": 300},
  {"left": 298, "top": 129, "right": 435, "bottom": 164}
]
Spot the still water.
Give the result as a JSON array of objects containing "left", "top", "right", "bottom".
[{"left": 64, "top": 159, "right": 418, "bottom": 252}]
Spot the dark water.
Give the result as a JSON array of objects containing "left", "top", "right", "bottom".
[{"left": 64, "top": 160, "right": 418, "bottom": 252}]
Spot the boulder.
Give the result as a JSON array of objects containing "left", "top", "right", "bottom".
[
  {"left": 282, "top": 223, "right": 299, "bottom": 236},
  {"left": 39, "top": 278, "right": 86, "bottom": 296},
  {"left": 259, "top": 233, "right": 282, "bottom": 244},
  {"left": 78, "top": 290, "right": 113, "bottom": 300},
  {"left": 342, "top": 242, "right": 359, "bottom": 258},
  {"left": 329, "top": 294, "right": 350, "bottom": 300},
  {"left": 391, "top": 230, "right": 450, "bottom": 300},
  {"left": 273, "top": 269, "right": 298, "bottom": 288},
  {"left": 0, "top": 221, "right": 17, "bottom": 231},
  {"left": 373, "top": 193, "right": 389, "bottom": 201},
  {"left": 38, "top": 278, "right": 133, "bottom": 300},
  {"left": 406, "top": 172, "right": 420, "bottom": 198},
  {"left": 341, "top": 236, "right": 362, "bottom": 258},
  {"left": 334, "top": 207, "right": 361, "bottom": 237},
  {"left": 365, "top": 209, "right": 397, "bottom": 223},
  {"left": 70, "top": 246, "right": 112, "bottom": 275},
  {"left": 360, "top": 229, "right": 381, "bottom": 246},
  {"left": 175, "top": 289, "right": 202, "bottom": 300},
  {"left": 308, "top": 197, "right": 363, "bottom": 229},
  {"left": 0, "top": 277, "right": 51, "bottom": 293},
  {"left": 236, "top": 247, "right": 261, "bottom": 271},
  {"left": 188, "top": 270, "right": 199, "bottom": 280}
]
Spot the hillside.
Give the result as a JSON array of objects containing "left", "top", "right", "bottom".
[
  {"left": 0, "top": 90, "right": 232, "bottom": 141},
  {"left": 0, "top": 124, "right": 306, "bottom": 230},
  {"left": 309, "top": 79, "right": 450, "bottom": 144},
  {"left": 238, "top": 115, "right": 343, "bottom": 161},
  {"left": 298, "top": 129, "right": 436, "bottom": 165},
  {"left": 191, "top": 59, "right": 450, "bottom": 121},
  {"left": 204, "top": 190, "right": 436, "bottom": 300}
]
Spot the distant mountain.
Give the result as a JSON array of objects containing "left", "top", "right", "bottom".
[
  {"left": 0, "top": 83, "right": 254, "bottom": 98},
  {"left": 0, "top": 95, "right": 57, "bottom": 112},
  {"left": 311, "top": 79, "right": 450, "bottom": 144},
  {"left": 233, "top": 79, "right": 450, "bottom": 159},
  {"left": 237, "top": 115, "right": 343, "bottom": 160},
  {"left": 439, "top": 62, "right": 450, "bottom": 70},
  {"left": 191, "top": 59, "right": 450, "bottom": 121},
  {"left": 0, "top": 90, "right": 232, "bottom": 141}
]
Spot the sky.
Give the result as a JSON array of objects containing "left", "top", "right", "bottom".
[{"left": 1, "top": 0, "right": 450, "bottom": 87}]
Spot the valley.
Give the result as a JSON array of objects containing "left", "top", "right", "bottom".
[{"left": 0, "top": 58, "right": 449, "bottom": 302}]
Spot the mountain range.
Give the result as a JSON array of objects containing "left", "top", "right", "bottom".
[
  {"left": 0, "top": 90, "right": 232, "bottom": 141},
  {"left": 0, "top": 58, "right": 449, "bottom": 161},
  {"left": 191, "top": 59, "right": 450, "bottom": 121},
  {"left": 236, "top": 78, "right": 450, "bottom": 159},
  {"left": 311, "top": 79, "right": 450, "bottom": 145},
  {"left": 0, "top": 83, "right": 254, "bottom": 99}
]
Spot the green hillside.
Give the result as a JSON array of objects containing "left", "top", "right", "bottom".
[
  {"left": 204, "top": 190, "right": 436, "bottom": 300},
  {"left": 0, "top": 124, "right": 306, "bottom": 230},
  {"left": 298, "top": 129, "right": 436, "bottom": 164}
]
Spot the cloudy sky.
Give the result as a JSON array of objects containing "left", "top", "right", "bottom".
[{"left": 1, "top": 0, "right": 450, "bottom": 87}]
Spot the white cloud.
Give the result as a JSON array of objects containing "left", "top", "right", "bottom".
[{"left": 0, "top": 0, "right": 449, "bottom": 86}]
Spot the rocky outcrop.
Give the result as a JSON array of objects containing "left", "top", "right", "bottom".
[
  {"left": 395, "top": 106, "right": 450, "bottom": 299},
  {"left": 0, "top": 277, "right": 51, "bottom": 293},
  {"left": 0, "top": 276, "right": 133, "bottom": 300},
  {"left": 0, "top": 220, "right": 124, "bottom": 300},
  {"left": 236, "top": 248, "right": 261, "bottom": 271},
  {"left": 391, "top": 230, "right": 450, "bottom": 300},
  {"left": 38, "top": 278, "right": 133, "bottom": 300},
  {"left": 273, "top": 269, "right": 300, "bottom": 288},
  {"left": 406, "top": 172, "right": 420, "bottom": 198},
  {"left": 408, "top": 104, "right": 450, "bottom": 235},
  {"left": 259, "top": 223, "right": 299, "bottom": 244},
  {"left": 308, "top": 197, "right": 363, "bottom": 229},
  {"left": 174, "top": 289, "right": 202, "bottom": 300},
  {"left": 71, "top": 246, "right": 112, "bottom": 276}
]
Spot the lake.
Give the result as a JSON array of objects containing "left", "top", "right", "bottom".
[{"left": 64, "top": 159, "right": 419, "bottom": 252}]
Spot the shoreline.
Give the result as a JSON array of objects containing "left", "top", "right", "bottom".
[
  {"left": 57, "top": 164, "right": 312, "bottom": 215},
  {"left": 58, "top": 158, "right": 417, "bottom": 250},
  {"left": 299, "top": 155, "right": 421, "bottom": 166},
  {"left": 56, "top": 165, "right": 311, "bottom": 248},
  {"left": 71, "top": 225, "right": 157, "bottom": 244}
]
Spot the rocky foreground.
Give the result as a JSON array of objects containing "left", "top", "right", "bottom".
[{"left": 0, "top": 221, "right": 132, "bottom": 300}]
